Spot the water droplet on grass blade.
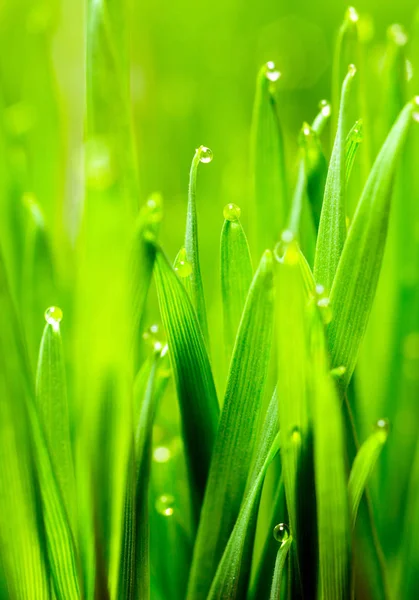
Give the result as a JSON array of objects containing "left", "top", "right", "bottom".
[
  {"left": 143, "top": 324, "right": 165, "bottom": 353},
  {"left": 348, "top": 63, "right": 357, "bottom": 77},
  {"left": 315, "top": 285, "right": 332, "bottom": 324},
  {"left": 346, "top": 6, "right": 359, "bottom": 23},
  {"left": 265, "top": 61, "right": 281, "bottom": 83},
  {"left": 153, "top": 446, "right": 172, "bottom": 463},
  {"left": 45, "top": 307, "right": 63, "bottom": 331},
  {"left": 223, "top": 203, "right": 241, "bottom": 221},
  {"left": 273, "top": 523, "right": 290, "bottom": 543},
  {"left": 375, "top": 418, "right": 390, "bottom": 435},
  {"left": 413, "top": 97, "right": 419, "bottom": 123},
  {"left": 197, "top": 145, "right": 213, "bottom": 164},
  {"left": 330, "top": 365, "right": 347, "bottom": 379},
  {"left": 274, "top": 230, "right": 298, "bottom": 264},
  {"left": 155, "top": 494, "right": 175, "bottom": 516},
  {"left": 174, "top": 248, "right": 192, "bottom": 278},
  {"left": 319, "top": 99, "right": 331, "bottom": 118}
]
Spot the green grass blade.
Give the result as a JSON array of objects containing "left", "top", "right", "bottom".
[
  {"left": 187, "top": 250, "right": 275, "bottom": 599},
  {"left": 314, "top": 65, "right": 356, "bottom": 292},
  {"left": 220, "top": 206, "right": 253, "bottom": 360},
  {"left": 153, "top": 245, "right": 219, "bottom": 505},
  {"left": 36, "top": 308, "right": 75, "bottom": 534},
  {"left": 306, "top": 115, "right": 329, "bottom": 233},
  {"left": 328, "top": 100, "right": 416, "bottom": 388},
  {"left": 348, "top": 421, "right": 389, "bottom": 530},
  {"left": 207, "top": 390, "right": 279, "bottom": 599},
  {"left": 312, "top": 99, "right": 331, "bottom": 136},
  {"left": 185, "top": 146, "right": 212, "bottom": 345},
  {"left": 345, "top": 119, "right": 363, "bottom": 186},
  {"left": 269, "top": 536, "right": 293, "bottom": 600},
  {"left": 250, "top": 63, "right": 288, "bottom": 257}
]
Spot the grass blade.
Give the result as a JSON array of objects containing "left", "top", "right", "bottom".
[
  {"left": 250, "top": 62, "right": 288, "bottom": 257},
  {"left": 153, "top": 245, "right": 219, "bottom": 505},
  {"left": 348, "top": 420, "right": 389, "bottom": 530},
  {"left": 220, "top": 204, "right": 253, "bottom": 359},
  {"left": 314, "top": 65, "right": 356, "bottom": 292},
  {"left": 328, "top": 100, "right": 416, "bottom": 388},
  {"left": 187, "top": 250, "right": 275, "bottom": 599},
  {"left": 269, "top": 536, "right": 293, "bottom": 600},
  {"left": 345, "top": 119, "right": 363, "bottom": 186}
]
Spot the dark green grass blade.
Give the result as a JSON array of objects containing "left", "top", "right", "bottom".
[
  {"left": 153, "top": 245, "right": 219, "bottom": 506},
  {"left": 269, "top": 536, "right": 293, "bottom": 600},
  {"left": 328, "top": 100, "right": 415, "bottom": 388},
  {"left": 314, "top": 65, "right": 356, "bottom": 292},
  {"left": 185, "top": 146, "right": 212, "bottom": 345},
  {"left": 207, "top": 390, "right": 279, "bottom": 599},
  {"left": 250, "top": 63, "right": 288, "bottom": 257},
  {"left": 220, "top": 212, "right": 253, "bottom": 360},
  {"left": 187, "top": 251, "right": 274, "bottom": 599},
  {"left": 348, "top": 422, "right": 388, "bottom": 530}
]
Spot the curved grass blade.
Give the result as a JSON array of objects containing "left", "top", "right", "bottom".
[
  {"left": 345, "top": 119, "right": 363, "bottom": 185},
  {"left": 185, "top": 146, "right": 212, "bottom": 345},
  {"left": 269, "top": 536, "right": 293, "bottom": 600},
  {"left": 187, "top": 251, "right": 275, "bottom": 599},
  {"left": 153, "top": 244, "right": 219, "bottom": 506},
  {"left": 328, "top": 99, "right": 416, "bottom": 388},
  {"left": 312, "top": 99, "right": 332, "bottom": 136},
  {"left": 220, "top": 209, "right": 253, "bottom": 359},
  {"left": 314, "top": 65, "right": 357, "bottom": 292},
  {"left": 207, "top": 390, "right": 279, "bottom": 599},
  {"left": 307, "top": 110, "right": 330, "bottom": 232},
  {"left": 250, "top": 62, "right": 288, "bottom": 257},
  {"left": 36, "top": 309, "right": 75, "bottom": 534},
  {"left": 348, "top": 421, "right": 389, "bottom": 530}
]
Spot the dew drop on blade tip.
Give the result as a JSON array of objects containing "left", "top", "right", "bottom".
[
  {"left": 319, "top": 99, "right": 331, "bottom": 117},
  {"left": 44, "top": 306, "right": 63, "bottom": 328},
  {"left": 197, "top": 145, "right": 213, "bottom": 163},
  {"left": 265, "top": 61, "right": 281, "bottom": 82},
  {"left": 174, "top": 248, "right": 192, "bottom": 278},
  {"left": 346, "top": 6, "right": 359, "bottom": 23},
  {"left": 155, "top": 494, "right": 175, "bottom": 517},
  {"left": 223, "top": 203, "right": 241, "bottom": 222},
  {"left": 273, "top": 523, "right": 290, "bottom": 543},
  {"left": 375, "top": 418, "right": 390, "bottom": 434}
]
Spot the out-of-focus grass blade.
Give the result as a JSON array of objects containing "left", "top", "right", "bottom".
[
  {"left": 308, "top": 107, "right": 330, "bottom": 232},
  {"left": 152, "top": 245, "right": 219, "bottom": 505},
  {"left": 250, "top": 62, "right": 288, "bottom": 258},
  {"left": 328, "top": 100, "right": 416, "bottom": 388},
  {"left": 220, "top": 204, "right": 253, "bottom": 360},
  {"left": 345, "top": 119, "right": 363, "bottom": 185},
  {"left": 400, "top": 437, "right": 419, "bottom": 598},
  {"left": 185, "top": 146, "right": 212, "bottom": 346},
  {"left": 348, "top": 421, "right": 389, "bottom": 529},
  {"left": 309, "top": 308, "right": 350, "bottom": 600},
  {"left": 36, "top": 307, "right": 75, "bottom": 533},
  {"left": 312, "top": 99, "right": 331, "bottom": 136},
  {"left": 314, "top": 65, "right": 356, "bottom": 293},
  {"left": 269, "top": 536, "right": 293, "bottom": 600},
  {"left": 187, "top": 251, "right": 274, "bottom": 599},
  {"left": 207, "top": 390, "right": 279, "bottom": 599}
]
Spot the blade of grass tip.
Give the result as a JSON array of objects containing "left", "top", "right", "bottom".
[
  {"left": 207, "top": 389, "right": 279, "bottom": 599},
  {"left": 250, "top": 62, "right": 288, "bottom": 258},
  {"left": 185, "top": 145, "right": 212, "bottom": 346},
  {"left": 187, "top": 250, "right": 275, "bottom": 600},
  {"left": 314, "top": 64, "right": 357, "bottom": 293},
  {"left": 345, "top": 119, "right": 363, "bottom": 186},
  {"left": 152, "top": 243, "right": 219, "bottom": 508},
  {"left": 220, "top": 202, "right": 253, "bottom": 360},
  {"left": 348, "top": 419, "right": 389, "bottom": 530},
  {"left": 269, "top": 535, "right": 293, "bottom": 600},
  {"left": 36, "top": 306, "right": 76, "bottom": 535},
  {"left": 328, "top": 99, "right": 417, "bottom": 389},
  {"left": 332, "top": 7, "right": 359, "bottom": 133},
  {"left": 311, "top": 99, "right": 332, "bottom": 136},
  {"left": 309, "top": 307, "right": 351, "bottom": 600}
]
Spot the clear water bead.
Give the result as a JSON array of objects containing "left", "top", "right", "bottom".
[
  {"left": 44, "top": 306, "right": 63, "bottom": 328},
  {"left": 273, "top": 523, "right": 290, "bottom": 543},
  {"left": 174, "top": 248, "right": 192, "bottom": 278},
  {"left": 319, "top": 99, "right": 331, "bottom": 118},
  {"left": 197, "top": 146, "right": 213, "bottom": 164},
  {"left": 223, "top": 203, "right": 241, "bottom": 222},
  {"left": 376, "top": 418, "right": 390, "bottom": 434},
  {"left": 348, "top": 63, "right": 357, "bottom": 77},
  {"left": 346, "top": 6, "right": 359, "bottom": 23},
  {"left": 265, "top": 62, "right": 281, "bottom": 83},
  {"left": 155, "top": 494, "right": 175, "bottom": 516},
  {"left": 153, "top": 446, "right": 171, "bottom": 463}
]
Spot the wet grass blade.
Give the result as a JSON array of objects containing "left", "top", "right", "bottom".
[
  {"left": 152, "top": 244, "right": 219, "bottom": 506},
  {"left": 345, "top": 119, "right": 363, "bottom": 185},
  {"left": 185, "top": 146, "right": 212, "bottom": 345},
  {"left": 269, "top": 536, "right": 293, "bottom": 600},
  {"left": 328, "top": 100, "right": 416, "bottom": 388},
  {"left": 250, "top": 63, "right": 288, "bottom": 257},
  {"left": 220, "top": 208, "right": 253, "bottom": 359},
  {"left": 187, "top": 251, "right": 274, "bottom": 599},
  {"left": 348, "top": 422, "right": 389, "bottom": 530},
  {"left": 314, "top": 65, "right": 356, "bottom": 292}
]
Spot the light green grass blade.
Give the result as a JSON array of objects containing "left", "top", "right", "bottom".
[
  {"left": 153, "top": 245, "right": 219, "bottom": 505},
  {"left": 220, "top": 207, "right": 253, "bottom": 360},
  {"left": 207, "top": 390, "right": 279, "bottom": 599},
  {"left": 314, "top": 65, "right": 356, "bottom": 292},
  {"left": 348, "top": 421, "right": 389, "bottom": 530},
  {"left": 345, "top": 119, "right": 363, "bottom": 186},
  {"left": 250, "top": 63, "right": 288, "bottom": 257},
  {"left": 312, "top": 99, "right": 331, "bottom": 135},
  {"left": 307, "top": 112, "right": 329, "bottom": 233},
  {"left": 185, "top": 145, "right": 212, "bottom": 345},
  {"left": 309, "top": 308, "right": 351, "bottom": 600},
  {"left": 328, "top": 100, "right": 416, "bottom": 388},
  {"left": 187, "top": 250, "right": 274, "bottom": 600},
  {"left": 36, "top": 308, "right": 75, "bottom": 534},
  {"left": 269, "top": 536, "right": 293, "bottom": 600}
]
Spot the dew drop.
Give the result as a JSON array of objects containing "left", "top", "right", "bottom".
[
  {"left": 143, "top": 324, "right": 164, "bottom": 353},
  {"left": 146, "top": 193, "right": 163, "bottom": 224},
  {"left": 273, "top": 523, "right": 290, "bottom": 543},
  {"left": 315, "top": 285, "right": 332, "bottom": 325},
  {"left": 413, "top": 97, "right": 419, "bottom": 123},
  {"left": 346, "top": 6, "right": 359, "bottom": 23},
  {"left": 155, "top": 494, "right": 175, "bottom": 516},
  {"left": 319, "top": 99, "right": 331, "bottom": 118},
  {"left": 348, "top": 63, "right": 357, "bottom": 77},
  {"left": 223, "top": 203, "right": 241, "bottom": 222},
  {"left": 265, "top": 61, "right": 281, "bottom": 83},
  {"left": 174, "top": 248, "right": 192, "bottom": 278},
  {"left": 153, "top": 446, "right": 172, "bottom": 463},
  {"left": 375, "top": 418, "right": 390, "bottom": 434},
  {"left": 330, "top": 365, "right": 347, "bottom": 379},
  {"left": 45, "top": 306, "right": 63, "bottom": 329},
  {"left": 388, "top": 24, "right": 408, "bottom": 47},
  {"left": 197, "top": 145, "right": 213, "bottom": 164}
]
